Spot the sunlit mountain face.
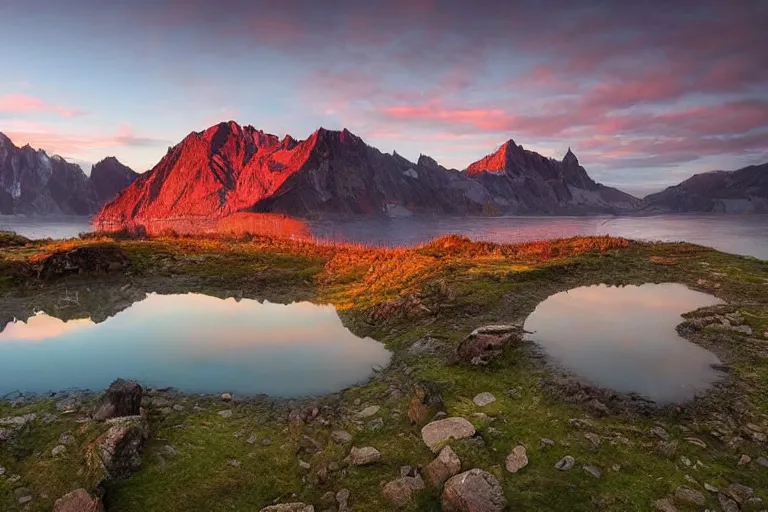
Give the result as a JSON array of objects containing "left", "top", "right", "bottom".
[{"left": 0, "top": 294, "right": 391, "bottom": 397}]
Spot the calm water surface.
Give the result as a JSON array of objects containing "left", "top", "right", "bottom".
[
  {"left": 0, "top": 293, "right": 391, "bottom": 397},
  {"left": 524, "top": 283, "right": 725, "bottom": 403},
  {"left": 2, "top": 214, "right": 767, "bottom": 260}
]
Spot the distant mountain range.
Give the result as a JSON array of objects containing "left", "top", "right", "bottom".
[
  {"left": 0, "top": 133, "right": 138, "bottom": 215},
  {"left": 1, "top": 125, "right": 765, "bottom": 220}
]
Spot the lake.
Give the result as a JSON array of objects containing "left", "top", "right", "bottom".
[
  {"left": 2, "top": 214, "right": 767, "bottom": 260},
  {"left": 524, "top": 283, "right": 725, "bottom": 403},
  {"left": 0, "top": 293, "right": 392, "bottom": 397}
]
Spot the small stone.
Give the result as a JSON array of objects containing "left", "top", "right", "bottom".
[
  {"left": 227, "top": 459, "right": 241, "bottom": 467},
  {"left": 584, "top": 432, "right": 601, "bottom": 449},
  {"left": 382, "top": 474, "right": 425, "bottom": 507},
  {"left": 651, "top": 498, "right": 678, "bottom": 512},
  {"left": 336, "top": 488, "right": 350, "bottom": 512},
  {"left": 757, "top": 456, "right": 768, "bottom": 467},
  {"left": 472, "top": 392, "right": 496, "bottom": 407},
  {"left": 221, "top": 392, "right": 233, "bottom": 402},
  {"left": 718, "top": 493, "right": 739, "bottom": 512},
  {"left": 611, "top": 464, "right": 621, "bottom": 472},
  {"left": 442, "top": 469, "right": 506, "bottom": 512},
  {"left": 261, "top": 438, "right": 272, "bottom": 446},
  {"left": 680, "top": 455, "right": 691, "bottom": 467},
  {"left": 58, "top": 432, "right": 75, "bottom": 445},
  {"left": 355, "top": 405, "right": 380, "bottom": 419},
  {"left": 367, "top": 417, "right": 384, "bottom": 431},
  {"left": 400, "top": 465, "right": 415, "bottom": 477},
  {"left": 172, "top": 404, "right": 184, "bottom": 412},
  {"left": 421, "top": 417, "right": 476, "bottom": 452},
  {"left": 52, "top": 444, "right": 66, "bottom": 457},
  {"left": 505, "top": 445, "right": 528, "bottom": 473},
  {"left": 540, "top": 438, "right": 555, "bottom": 447},
  {"left": 583, "top": 465, "right": 601, "bottom": 478},
  {"left": 218, "top": 409, "right": 233, "bottom": 419},
  {"left": 704, "top": 483, "right": 718, "bottom": 493},
  {"left": 738, "top": 454, "right": 751, "bottom": 466},
  {"left": 555, "top": 455, "right": 575, "bottom": 471},
  {"left": 425, "top": 445, "right": 461, "bottom": 486},
  {"left": 14, "top": 487, "right": 33, "bottom": 505},
  {"left": 726, "top": 483, "right": 754, "bottom": 504},
  {"left": 344, "top": 446, "right": 381, "bottom": 466},
  {"left": 651, "top": 426, "right": 669, "bottom": 441},
  {"left": 331, "top": 430, "right": 352, "bottom": 444},
  {"left": 298, "top": 460, "right": 310, "bottom": 470},
  {"left": 684, "top": 474, "right": 698, "bottom": 485},
  {"left": 260, "top": 503, "right": 314, "bottom": 512},
  {"left": 320, "top": 492, "right": 336, "bottom": 506},
  {"left": 685, "top": 437, "right": 707, "bottom": 449},
  {"left": 0, "top": 465, "right": 5, "bottom": 476},
  {"left": 674, "top": 486, "right": 705, "bottom": 506},
  {"left": 246, "top": 435, "right": 258, "bottom": 445},
  {"left": 353, "top": 398, "right": 361, "bottom": 406}
]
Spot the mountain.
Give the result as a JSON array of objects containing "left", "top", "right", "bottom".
[
  {"left": 465, "top": 141, "right": 641, "bottom": 214},
  {"left": 644, "top": 162, "right": 768, "bottom": 213},
  {"left": 95, "top": 121, "right": 640, "bottom": 225},
  {"left": 0, "top": 133, "right": 138, "bottom": 215}
]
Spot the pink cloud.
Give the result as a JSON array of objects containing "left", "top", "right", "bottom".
[{"left": 0, "top": 94, "right": 86, "bottom": 118}]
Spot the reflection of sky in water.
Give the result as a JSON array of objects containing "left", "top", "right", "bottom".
[
  {"left": 524, "top": 283, "right": 724, "bottom": 403},
  {"left": 0, "top": 294, "right": 391, "bottom": 397}
]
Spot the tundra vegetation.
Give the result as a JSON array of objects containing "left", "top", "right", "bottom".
[{"left": 0, "top": 229, "right": 767, "bottom": 511}]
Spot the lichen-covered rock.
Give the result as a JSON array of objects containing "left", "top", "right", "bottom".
[
  {"left": 87, "top": 416, "right": 149, "bottom": 480},
  {"left": 382, "top": 474, "right": 425, "bottom": 507},
  {"left": 93, "top": 379, "right": 142, "bottom": 421},
  {"left": 425, "top": 445, "right": 461, "bottom": 486},
  {"left": 442, "top": 469, "right": 507, "bottom": 512},
  {"left": 421, "top": 417, "right": 475, "bottom": 452},
  {"left": 53, "top": 489, "right": 104, "bottom": 512}
]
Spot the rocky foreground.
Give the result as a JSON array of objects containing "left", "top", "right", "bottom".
[{"left": 0, "top": 231, "right": 767, "bottom": 511}]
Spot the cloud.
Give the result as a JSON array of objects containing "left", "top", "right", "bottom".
[{"left": 0, "top": 94, "right": 86, "bottom": 118}]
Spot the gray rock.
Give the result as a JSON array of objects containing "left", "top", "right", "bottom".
[
  {"left": 247, "top": 435, "right": 258, "bottom": 445},
  {"left": 651, "top": 426, "right": 669, "bottom": 441},
  {"left": 540, "top": 438, "right": 555, "bottom": 447},
  {"left": 472, "top": 392, "right": 496, "bottom": 407},
  {"left": 0, "top": 465, "right": 5, "bottom": 476},
  {"left": 555, "top": 455, "right": 575, "bottom": 471},
  {"left": 718, "top": 493, "right": 739, "bottom": 512},
  {"left": 51, "top": 444, "right": 67, "bottom": 457},
  {"left": 331, "top": 430, "right": 352, "bottom": 444},
  {"left": 355, "top": 405, "right": 380, "bottom": 419},
  {"left": 584, "top": 432, "right": 601, "bottom": 449},
  {"left": 260, "top": 504, "right": 314, "bottom": 512},
  {"left": 93, "top": 379, "right": 142, "bottom": 421},
  {"left": 367, "top": 417, "right": 384, "bottom": 431},
  {"left": 757, "top": 456, "right": 768, "bottom": 467},
  {"left": 738, "top": 454, "right": 751, "bottom": 466},
  {"left": 704, "top": 483, "right": 719, "bottom": 493},
  {"left": 442, "top": 469, "right": 506, "bottom": 512},
  {"left": 505, "top": 445, "right": 528, "bottom": 473},
  {"left": 14, "top": 487, "right": 32, "bottom": 505},
  {"left": 261, "top": 438, "right": 272, "bottom": 446},
  {"left": 52, "top": 488, "right": 104, "bottom": 512},
  {"left": 298, "top": 460, "right": 310, "bottom": 470},
  {"left": 726, "top": 483, "right": 754, "bottom": 504},
  {"left": 382, "top": 474, "right": 425, "bottom": 507},
  {"left": 674, "top": 486, "right": 705, "bottom": 506},
  {"left": 58, "top": 432, "right": 75, "bottom": 445},
  {"left": 583, "top": 465, "right": 602, "bottom": 478},
  {"left": 651, "top": 498, "right": 678, "bottom": 512},
  {"left": 425, "top": 445, "right": 461, "bottom": 486},
  {"left": 221, "top": 392, "right": 233, "bottom": 402},
  {"left": 336, "top": 488, "right": 350, "bottom": 512},
  {"left": 86, "top": 415, "right": 149, "bottom": 480},
  {"left": 344, "top": 446, "right": 381, "bottom": 466},
  {"left": 55, "top": 397, "right": 81, "bottom": 413},
  {"left": 218, "top": 409, "right": 233, "bottom": 419},
  {"left": 684, "top": 437, "right": 707, "bottom": 449},
  {"left": 421, "top": 417, "right": 476, "bottom": 452}
]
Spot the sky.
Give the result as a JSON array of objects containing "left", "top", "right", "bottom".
[{"left": 1, "top": 0, "right": 766, "bottom": 197}]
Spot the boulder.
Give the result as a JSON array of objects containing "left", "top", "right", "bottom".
[
  {"left": 87, "top": 416, "right": 149, "bottom": 480},
  {"left": 331, "top": 430, "right": 352, "bottom": 444},
  {"left": 407, "top": 384, "right": 442, "bottom": 426},
  {"left": 382, "top": 474, "right": 425, "bottom": 507},
  {"left": 442, "top": 468, "right": 507, "bottom": 512},
  {"left": 456, "top": 325, "right": 520, "bottom": 365},
  {"left": 425, "top": 445, "right": 462, "bottom": 486},
  {"left": 472, "top": 392, "right": 496, "bottom": 407},
  {"left": 674, "top": 486, "right": 705, "bottom": 506},
  {"left": 39, "top": 245, "right": 130, "bottom": 280},
  {"left": 421, "top": 417, "right": 476, "bottom": 452},
  {"left": 344, "top": 446, "right": 381, "bottom": 466},
  {"left": 505, "top": 444, "right": 528, "bottom": 473},
  {"left": 555, "top": 455, "right": 575, "bottom": 470},
  {"left": 53, "top": 489, "right": 104, "bottom": 512},
  {"left": 93, "top": 379, "right": 143, "bottom": 421}
]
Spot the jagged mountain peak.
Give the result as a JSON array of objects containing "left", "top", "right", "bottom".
[{"left": 563, "top": 147, "right": 579, "bottom": 166}]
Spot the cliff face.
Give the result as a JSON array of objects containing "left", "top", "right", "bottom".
[
  {"left": 644, "top": 163, "right": 768, "bottom": 213},
  {"left": 89, "top": 157, "right": 139, "bottom": 206},
  {"left": 95, "top": 121, "right": 643, "bottom": 224},
  {"left": 0, "top": 133, "right": 137, "bottom": 215}
]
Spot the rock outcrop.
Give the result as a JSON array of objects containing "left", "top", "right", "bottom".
[
  {"left": 86, "top": 416, "right": 149, "bottom": 480},
  {"left": 0, "top": 132, "right": 137, "bottom": 215},
  {"left": 93, "top": 379, "right": 143, "bottom": 421},
  {"left": 644, "top": 162, "right": 768, "bottom": 213},
  {"left": 441, "top": 469, "right": 507, "bottom": 512},
  {"left": 93, "top": 121, "right": 643, "bottom": 225}
]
